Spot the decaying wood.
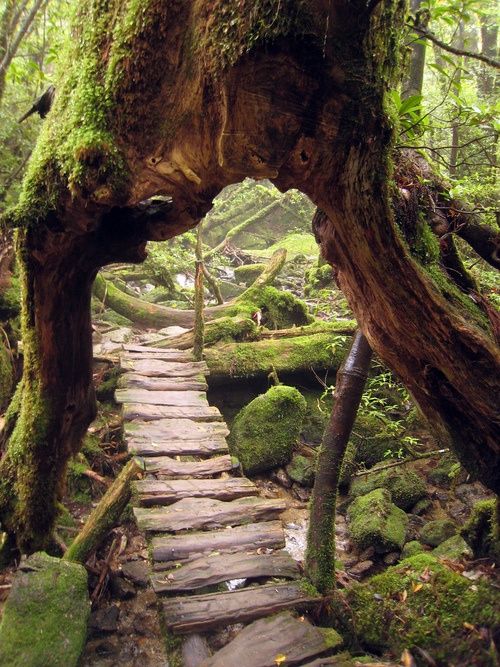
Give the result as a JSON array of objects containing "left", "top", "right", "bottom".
[
  {"left": 183, "top": 634, "right": 211, "bottom": 667},
  {"left": 120, "top": 358, "right": 208, "bottom": 377},
  {"left": 162, "top": 582, "right": 321, "bottom": 633},
  {"left": 151, "top": 551, "right": 299, "bottom": 593},
  {"left": 63, "top": 459, "right": 142, "bottom": 564},
  {"left": 201, "top": 612, "right": 337, "bottom": 667},
  {"left": 123, "top": 403, "right": 222, "bottom": 422},
  {"left": 134, "top": 477, "right": 258, "bottom": 506},
  {"left": 142, "top": 454, "right": 234, "bottom": 478},
  {"left": 134, "top": 497, "right": 286, "bottom": 533},
  {"left": 116, "top": 388, "right": 208, "bottom": 407},
  {"left": 151, "top": 521, "right": 285, "bottom": 563},
  {"left": 118, "top": 373, "right": 207, "bottom": 392}
]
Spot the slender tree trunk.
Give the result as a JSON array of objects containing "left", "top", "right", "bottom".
[
  {"left": 449, "top": 22, "right": 464, "bottom": 177},
  {"left": 193, "top": 225, "right": 205, "bottom": 360},
  {"left": 0, "top": 0, "right": 15, "bottom": 105},
  {"left": 306, "top": 331, "right": 372, "bottom": 593},
  {"left": 403, "top": 0, "right": 429, "bottom": 100}
]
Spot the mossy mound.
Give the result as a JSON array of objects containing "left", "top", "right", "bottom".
[
  {"left": 339, "top": 554, "right": 499, "bottom": 664},
  {"left": 350, "top": 467, "right": 427, "bottom": 511},
  {"left": 229, "top": 385, "right": 307, "bottom": 475},
  {"left": 286, "top": 454, "right": 315, "bottom": 487},
  {"left": 230, "top": 285, "right": 311, "bottom": 329},
  {"left": 0, "top": 552, "right": 90, "bottom": 667},
  {"left": 350, "top": 412, "right": 399, "bottom": 468},
  {"left": 428, "top": 452, "right": 463, "bottom": 488},
  {"left": 347, "top": 488, "right": 408, "bottom": 553},
  {"left": 304, "top": 263, "right": 334, "bottom": 296},
  {"left": 433, "top": 534, "right": 473, "bottom": 560},
  {"left": 401, "top": 540, "right": 425, "bottom": 559},
  {"left": 233, "top": 263, "right": 266, "bottom": 285},
  {"left": 420, "top": 519, "right": 457, "bottom": 547},
  {"left": 461, "top": 499, "right": 500, "bottom": 563}
]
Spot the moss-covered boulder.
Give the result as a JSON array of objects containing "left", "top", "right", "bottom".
[
  {"left": 229, "top": 285, "right": 311, "bottom": 329},
  {"left": 229, "top": 385, "right": 307, "bottom": 475},
  {"left": 350, "top": 467, "right": 427, "bottom": 511},
  {"left": 400, "top": 540, "right": 425, "bottom": 559},
  {"left": 420, "top": 519, "right": 457, "bottom": 547},
  {"left": 0, "top": 552, "right": 90, "bottom": 667},
  {"left": 338, "top": 554, "right": 498, "bottom": 664},
  {"left": 461, "top": 499, "right": 500, "bottom": 563},
  {"left": 286, "top": 454, "right": 315, "bottom": 487},
  {"left": 350, "top": 412, "right": 399, "bottom": 468},
  {"left": 347, "top": 488, "right": 408, "bottom": 553},
  {"left": 433, "top": 534, "right": 473, "bottom": 560},
  {"left": 428, "top": 452, "right": 463, "bottom": 488},
  {"left": 234, "top": 263, "right": 266, "bottom": 286}
]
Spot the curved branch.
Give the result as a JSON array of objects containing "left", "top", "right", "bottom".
[{"left": 410, "top": 25, "right": 500, "bottom": 69}]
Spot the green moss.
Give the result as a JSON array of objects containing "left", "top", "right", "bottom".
[
  {"left": 286, "top": 454, "right": 315, "bottom": 487},
  {"left": 233, "top": 263, "right": 266, "bottom": 286},
  {"left": 350, "top": 467, "right": 427, "bottom": 511},
  {"left": 461, "top": 499, "right": 500, "bottom": 563},
  {"left": 350, "top": 411, "right": 399, "bottom": 468},
  {"left": 340, "top": 554, "right": 499, "bottom": 663},
  {"left": 347, "top": 488, "right": 408, "bottom": 553},
  {"left": 0, "top": 552, "right": 90, "bottom": 667},
  {"left": 420, "top": 519, "right": 457, "bottom": 547},
  {"left": 300, "top": 388, "right": 329, "bottom": 444},
  {"left": 230, "top": 285, "right": 311, "bottom": 329},
  {"left": 229, "top": 385, "right": 307, "bottom": 475},
  {"left": 433, "top": 534, "right": 472, "bottom": 560},
  {"left": 0, "top": 340, "right": 14, "bottom": 412},
  {"left": 339, "top": 442, "right": 358, "bottom": 490},
  {"left": 205, "top": 316, "right": 258, "bottom": 346},
  {"left": 0, "top": 272, "right": 20, "bottom": 320},
  {"left": 400, "top": 540, "right": 425, "bottom": 559},
  {"left": 304, "top": 264, "right": 334, "bottom": 296},
  {"left": 428, "top": 451, "right": 462, "bottom": 488}
]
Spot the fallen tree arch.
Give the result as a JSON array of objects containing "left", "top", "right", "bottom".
[{"left": 0, "top": 0, "right": 498, "bottom": 552}]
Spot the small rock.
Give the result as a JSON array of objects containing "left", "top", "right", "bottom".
[
  {"left": 89, "top": 604, "right": 120, "bottom": 634},
  {"left": 121, "top": 560, "right": 149, "bottom": 587},
  {"left": 110, "top": 574, "right": 136, "bottom": 600},
  {"left": 348, "top": 560, "right": 373, "bottom": 577},
  {"left": 291, "top": 484, "right": 311, "bottom": 502},
  {"left": 358, "top": 546, "right": 375, "bottom": 561},
  {"left": 420, "top": 519, "right": 457, "bottom": 547},
  {"left": 94, "top": 638, "right": 120, "bottom": 657},
  {"left": 271, "top": 467, "right": 292, "bottom": 488},
  {"left": 383, "top": 551, "right": 400, "bottom": 565}
]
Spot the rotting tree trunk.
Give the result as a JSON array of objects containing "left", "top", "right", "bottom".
[
  {"left": 306, "top": 331, "right": 372, "bottom": 593},
  {"left": 1, "top": 0, "right": 499, "bottom": 553}
]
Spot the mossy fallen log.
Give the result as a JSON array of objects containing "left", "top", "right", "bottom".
[{"left": 205, "top": 332, "right": 351, "bottom": 381}]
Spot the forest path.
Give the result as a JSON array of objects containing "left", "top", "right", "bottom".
[{"left": 116, "top": 344, "right": 340, "bottom": 667}]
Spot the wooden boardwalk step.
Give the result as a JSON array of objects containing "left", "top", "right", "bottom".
[
  {"left": 151, "top": 521, "right": 285, "bottom": 563},
  {"left": 201, "top": 612, "right": 342, "bottom": 667},
  {"left": 125, "top": 419, "right": 229, "bottom": 441},
  {"left": 151, "top": 552, "right": 300, "bottom": 593},
  {"left": 123, "top": 403, "right": 222, "bottom": 422},
  {"left": 142, "top": 455, "right": 234, "bottom": 478},
  {"left": 116, "top": 388, "right": 208, "bottom": 407},
  {"left": 118, "top": 373, "right": 207, "bottom": 392},
  {"left": 123, "top": 344, "right": 191, "bottom": 355},
  {"left": 134, "top": 478, "right": 258, "bottom": 506},
  {"left": 162, "top": 583, "right": 321, "bottom": 633},
  {"left": 134, "top": 497, "right": 286, "bottom": 533},
  {"left": 120, "top": 358, "right": 208, "bottom": 377},
  {"left": 127, "top": 437, "right": 229, "bottom": 458},
  {"left": 122, "top": 350, "right": 193, "bottom": 362}
]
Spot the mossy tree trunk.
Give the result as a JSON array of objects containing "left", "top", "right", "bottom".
[
  {"left": 306, "top": 331, "right": 372, "bottom": 593},
  {"left": 1, "top": 0, "right": 498, "bottom": 552}
]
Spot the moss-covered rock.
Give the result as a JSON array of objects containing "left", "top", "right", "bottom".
[
  {"left": 229, "top": 285, "right": 311, "bottom": 329},
  {"left": 428, "top": 452, "right": 463, "bottom": 488},
  {"left": 233, "top": 263, "right": 266, "bottom": 286},
  {"left": 347, "top": 488, "right": 408, "bottom": 553},
  {"left": 350, "top": 467, "right": 427, "bottom": 511},
  {"left": 400, "top": 540, "right": 425, "bottom": 559},
  {"left": 338, "top": 554, "right": 498, "bottom": 663},
  {"left": 461, "top": 499, "right": 499, "bottom": 563},
  {"left": 433, "top": 534, "right": 473, "bottom": 560},
  {"left": 420, "top": 519, "right": 457, "bottom": 547},
  {"left": 0, "top": 552, "right": 90, "bottom": 667},
  {"left": 286, "top": 454, "right": 315, "bottom": 487},
  {"left": 304, "top": 263, "right": 334, "bottom": 296},
  {"left": 339, "top": 442, "right": 358, "bottom": 491},
  {"left": 229, "top": 385, "right": 307, "bottom": 475},
  {"left": 350, "top": 412, "right": 399, "bottom": 468}
]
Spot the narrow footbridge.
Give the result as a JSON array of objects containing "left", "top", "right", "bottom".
[{"left": 115, "top": 344, "right": 340, "bottom": 666}]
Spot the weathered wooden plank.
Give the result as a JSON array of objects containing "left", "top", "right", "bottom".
[
  {"left": 118, "top": 373, "right": 207, "bottom": 392},
  {"left": 201, "top": 612, "right": 341, "bottom": 667},
  {"left": 183, "top": 634, "right": 211, "bottom": 667},
  {"left": 135, "top": 477, "right": 257, "bottom": 506},
  {"left": 127, "top": 438, "right": 229, "bottom": 458},
  {"left": 120, "top": 358, "right": 208, "bottom": 377},
  {"left": 143, "top": 455, "right": 234, "bottom": 477},
  {"left": 123, "top": 403, "right": 222, "bottom": 422},
  {"left": 125, "top": 419, "right": 229, "bottom": 441},
  {"left": 151, "top": 552, "right": 300, "bottom": 593},
  {"left": 116, "top": 388, "right": 208, "bottom": 407},
  {"left": 123, "top": 344, "right": 191, "bottom": 355},
  {"left": 162, "top": 583, "right": 321, "bottom": 634},
  {"left": 151, "top": 521, "right": 285, "bottom": 563},
  {"left": 122, "top": 350, "right": 192, "bottom": 362},
  {"left": 134, "top": 497, "right": 286, "bottom": 533}
]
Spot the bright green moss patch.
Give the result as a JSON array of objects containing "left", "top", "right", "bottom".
[
  {"left": 433, "top": 534, "right": 472, "bottom": 560},
  {"left": 420, "top": 519, "right": 457, "bottom": 547},
  {"left": 341, "top": 554, "right": 499, "bottom": 663},
  {"left": 229, "top": 385, "right": 306, "bottom": 475},
  {"left": 229, "top": 285, "right": 311, "bottom": 329},
  {"left": 286, "top": 453, "right": 315, "bottom": 487},
  {"left": 233, "top": 263, "right": 266, "bottom": 285},
  {"left": 461, "top": 499, "right": 499, "bottom": 563},
  {"left": 0, "top": 552, "right": 90, "bottom": 667},
  {"left": 350, "top": 467, "right": 427, "bottom": 511},
  {"left": 350, "top": 411, "right": 399, "bottom": 468},
  {"left": 347, "top": 488, "right": 408, "bottom": 553},
  {"left": 0, "top": 341, "right": 14, "bottom": 412},
  {"left": 400, "top": 539, "right": 425, "bottom": 559}
]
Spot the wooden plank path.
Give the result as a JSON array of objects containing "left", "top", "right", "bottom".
[{"left": 116, "top": 344, "right": 337, "bottom": 666}]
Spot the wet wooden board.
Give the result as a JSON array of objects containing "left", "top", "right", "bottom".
[
  {"left": 118, "top": 373, "right": 207, "bottom": 392},
  {"left": 201, "top": 612, "right": 340, "bottom": 667},
  {"left": 120, "top": 358, "right": 208, "bottom": 377},
  {"left": 125, "top": 419, "right": 229, "bottom": 441},
  {"left": 122, "top": 350, "right": 193, "bottom": 362},
  {"left": 123, "top": 344, "right": 191, "bottom": 355},
  {"left": 162, "top": 583, "right": 321, "bottom": 633},
  {"left": 151, "top": 552, "right": 300, "bottom": 593},
  {"left": 123, "top": 403, "right": 222, "bottom": 422},
  {"left": 134, "top": 497, "right": 286, "bottom": 533},
  {"left": 151, "top": 521, "right": 285, "bottom": 563},
  {"left": 135, "top": 478, "right": 258, "bottom": 506},
  {"left": 116, "top": 388, "right": 208, "bottom": 407},
  {"left": 127, "top": 437, "right": 229, "bottom": 458},
  {"left": 143, "top": 455, "right": 234, "bottom": 477}
]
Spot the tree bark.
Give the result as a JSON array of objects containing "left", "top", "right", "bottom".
[
  {"left": 193, "top": 225, "right": 205, "bottom": 360},
  {"left": 306, "top": 331, "right": 372, "bottom": 593}
]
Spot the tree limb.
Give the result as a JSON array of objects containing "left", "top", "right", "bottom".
[{"left": 410, "top": 25, "right": 500, "bottom": 69}]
